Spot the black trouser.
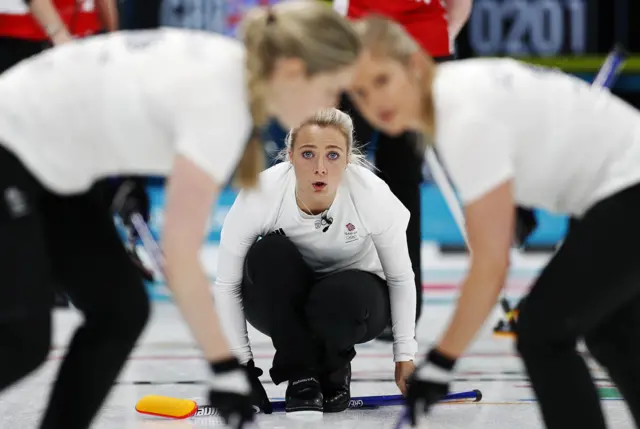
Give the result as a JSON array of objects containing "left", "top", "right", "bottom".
[
  {"left": 339, "top": 55, "right": 454, "bottom": 323},
  {"left": 0, "top": 146, "right": 150, "bottom": 429},
  {"left": 242, "top": 234, "right": 390, "bottom": 385},
  {"left": 516, "top": 183, "right": 640, "bottom": 429},
  {"left": 0, "top": 37, "right": 50, "bottom": 74}
]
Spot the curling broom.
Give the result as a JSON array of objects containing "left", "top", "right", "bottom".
[{"left": 135, "top": 389, "right": 482, "bottom": 419}]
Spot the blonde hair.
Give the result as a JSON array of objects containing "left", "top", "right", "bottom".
[
  {"left": 354, "top": 15, "right": 437, "bottom": 144},
  {"left": 277, "top": 108, "right": 368, "bottom": 167},
  {"left": 232, "top": 1, "right": 362, "bottom": 188}
]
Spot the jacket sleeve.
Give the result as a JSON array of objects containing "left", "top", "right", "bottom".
[
  {"left": 369, "top": 186, "right": 418, "bottom": 362},
  {"left": 212, "top": 189, "right": 264, "bottom": 363}
]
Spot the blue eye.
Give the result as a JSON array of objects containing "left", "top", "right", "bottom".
[
  {"left": 302, "top": 151, "right": 313, "bottom": 159},
  {"left": 327, "top": 152, "right": 339, "bottom": 160}
]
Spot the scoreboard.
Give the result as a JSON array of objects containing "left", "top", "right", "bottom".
[
  {"left": 455, "top": 0, "right": 601, "bottom": 58},
  {"left": 455, "top": 0, "right": 638, "bottom": 65},
  {"left": 460, "top": 0, "right": 593, "bottom": 57}
]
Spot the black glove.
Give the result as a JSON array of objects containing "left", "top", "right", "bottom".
[
  {"left": 246, "top": 359, "right": 272, "bottom": 414},
  {"left": 515, "top": 207, "right": 537, "bottom": 247},
  {"left": 406, "top": 349, "right": 456, "bottom": 427},
  {"left": 208, "top": 357, "right": 255, "bottom": 429}
]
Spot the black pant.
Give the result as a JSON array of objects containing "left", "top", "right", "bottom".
[
  {"left": 0, "top": 146, "right": 150, "bottom": 429},
  {"left": 0, "top": 37, "right": 50, "bottom": 74},
  {"left": 516, "top": 183, "right": 640, "bottom": 429},
  {"left": 242, "top": 234, "right": 390, "bottom": 384}
]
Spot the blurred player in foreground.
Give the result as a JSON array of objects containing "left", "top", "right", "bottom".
[
  {"left": 0, "top": 3, "right": 360, "bottom": 428},
  {"left": 349, "top": 16, "right": 640, "bottom": 429},
  {"left": 334, "top": 0, "right": 473, "bottom": 331},
  {"left": 214, "top": 108, "right": 417, "bottom": 415}
]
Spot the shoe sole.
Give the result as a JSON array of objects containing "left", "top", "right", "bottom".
[{"left": 285, "top": 410, "right": 323, "bottom": 421}]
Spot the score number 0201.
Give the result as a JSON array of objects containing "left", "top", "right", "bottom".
[{"left": 467, "top": 0, "right": 587, "bottom": 56}]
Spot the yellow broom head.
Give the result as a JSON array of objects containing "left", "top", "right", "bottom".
[{"left": 135, "top": 395, "right": 198, "bottom": 419}]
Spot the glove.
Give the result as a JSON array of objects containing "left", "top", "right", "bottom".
[
  {"left": 406, "top": 348, "right": 456, "bottom": 427},
  {"left": 246, "top": 359, "right": 272, "bottom": 414},
  {"left": 208, "top": 357, "right": 255, "bottom": 429},
  {"left": 514, "top": 207, "right": 537, "bottom": 247}
]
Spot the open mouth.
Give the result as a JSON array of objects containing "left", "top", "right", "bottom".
[
  {"left": 312, "top": 182, "right": 327, "bottom": 191},
  {"left": 378, "top": 109, "right": 396, "bottom": 124}
]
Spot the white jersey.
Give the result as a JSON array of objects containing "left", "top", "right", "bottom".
[
  {"left": 213, "top": 162, "right": 418, "bottom": 363},
  {"left": 433, "top": 58, "right": 640, "bottom": 217},
  {"left": 0, "top": 29, "right": 252, "bottom": 193}
]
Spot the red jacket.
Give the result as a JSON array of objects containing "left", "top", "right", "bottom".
[
  {"left": 0, "top": 0, "right": 101, "bottom": 41},
  {"left": 335, "top": 0, "right": 451, "bottom": 58}
]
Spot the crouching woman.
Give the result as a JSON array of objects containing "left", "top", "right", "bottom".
[{"left": 213, "top": 108, "right": 417, "bottom": 415}]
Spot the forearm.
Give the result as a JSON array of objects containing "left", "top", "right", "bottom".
[
  {"left": 437, "top": 265, "right": 506, "bottom": 358},
  {"left": 96, "top": 0, "right": 118, "bottom": 31},
  {"left": 447, "top": 0, "right": 472, "bottom": 39},
  {"left": 389, "top": 279, "right": 418, "bottom": 362},
  {"left": 213, "top": 276, "right": 253, "bottom": 363},
  {"left": 27, "top": 0, "right": 70, "bottom": 41},
  {"left": 165, "top": 254, "right": 233, "bottom": 362}
]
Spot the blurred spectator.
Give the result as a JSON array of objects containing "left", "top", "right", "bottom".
[
  {"left": 124, "top": 0, "right": 226, "bottom": 31},
  {"left": 0, "top": 0, "right": 118, "bottom": 73}
]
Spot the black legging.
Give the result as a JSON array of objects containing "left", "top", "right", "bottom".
[
  {"left": 242, "top": 234, "right": 391, "bottom": 384},
  {"left": 0, "top": 146, "right": 149, "bottom": 429},
  {"left": 516, "top": 183, "right": 640, "bottom": 429}
]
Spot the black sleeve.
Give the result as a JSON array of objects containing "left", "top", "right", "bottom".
[{"left": 129, "top": 0, "right": 162, "bottom": 30}]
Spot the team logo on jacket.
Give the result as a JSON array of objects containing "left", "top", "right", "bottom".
[{"left": 344, "top": 223, "right": 358, "bottom": 243}]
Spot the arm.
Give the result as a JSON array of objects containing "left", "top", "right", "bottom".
[
  {"left": 431, "top": 109, "right": 515, "bottom": 358},
  {"left": 213, "top": 192, "right": 264, "bottom": 363},
  {"left": 437, "top": 181, "right": 513, "bottom": 358},
  {"left": 25, "top": 0, "right": 72, "bottom": 44},
  {"left": 162, "top": 155, "right": 233, "bottom": 361},
  {"left": 371, "top": 191, "right": 418, "bottom": 395},
  {"left": 446, "top": 0, "right": 473, "bottom": 40},
  {"left": 371, "top": 194, "right": 418, "bottom": 363},
  {"left": 96, "top": 0, "right": 119, "bottom": 32}
]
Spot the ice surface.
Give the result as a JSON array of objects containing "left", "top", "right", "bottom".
[{"left": 0, "top": 248, "right": 634, "bottom": 428}]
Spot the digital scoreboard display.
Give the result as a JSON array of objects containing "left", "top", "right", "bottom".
[{"left": 456, "top": 0, "right": 601, "bottom": 59}]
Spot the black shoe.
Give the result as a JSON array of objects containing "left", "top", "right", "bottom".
[
  {"left": 285, "top": 376, "right": 323, "bottom": 413},
  {"left": 320, "top": 363, "right": 351, "bottom": 413},
  {"left": 376, "top": 326, "right": 394, "bottom": 342}
]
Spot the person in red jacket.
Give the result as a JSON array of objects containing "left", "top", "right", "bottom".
[
  {"left": 335, "top": 0, "right": 473, "bottom": 335},
  {"left": 0, "top": 0, "right": 118, "bottom": 73}
]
